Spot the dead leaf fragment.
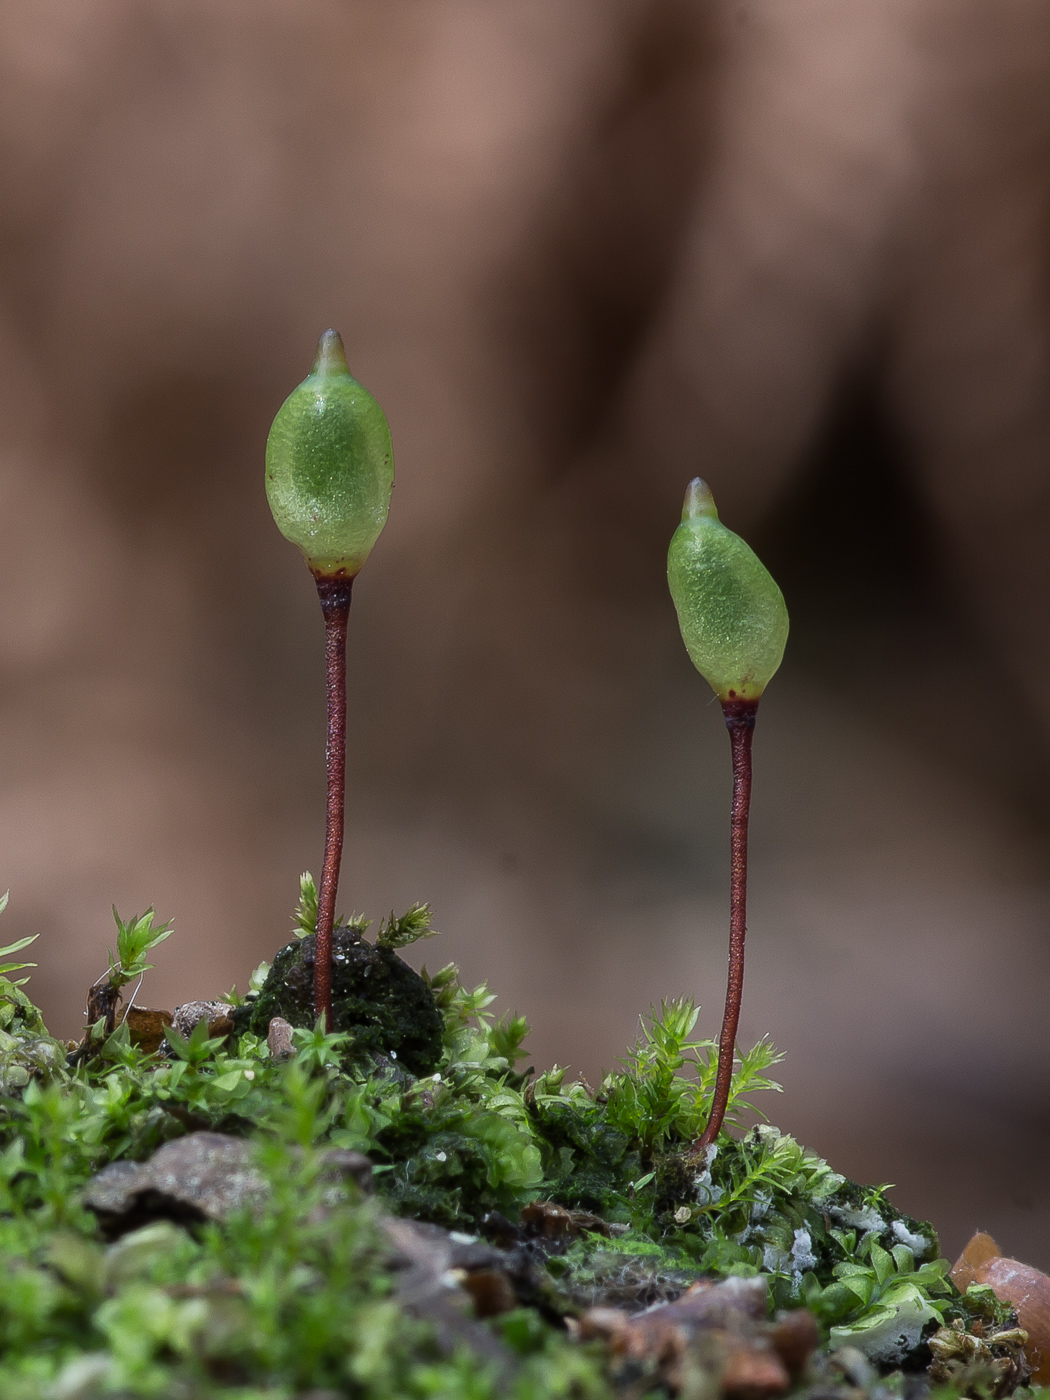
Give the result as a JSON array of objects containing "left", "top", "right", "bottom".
[
  {"left": 929, "top": 1317, "right": 1030, "bottom": 1396},
  {"left": 520, "top": 1200, "right": 576, "bottom": 1239},
  {"left": 519, "top": 1199, "right": 611, "bottom": 1240}
]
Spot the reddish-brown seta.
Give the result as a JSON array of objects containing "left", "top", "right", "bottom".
[
  {"left": 695, "top": 695, "right": 758, "bottom": 1154},
  {"left": 312, "top": 574, "right": 354, "bottom": 1028}
]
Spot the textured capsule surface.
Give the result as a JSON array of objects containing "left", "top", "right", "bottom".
[
  {"left": 667, "top": 478, "right": 789, "bottom": 701},
  {"left": 266, "top": 330, "right": 393, "bottom": 578}
]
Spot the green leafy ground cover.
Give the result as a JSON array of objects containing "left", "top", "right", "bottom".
[{"left": 0, "top": 888, "right": 1020, "bottom": 1399}]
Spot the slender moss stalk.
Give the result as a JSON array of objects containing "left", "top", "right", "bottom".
[
  {"left": 667, "top": 479, "right": 788, "bottom": 1152},
  {"left": 313, "top": 578, "right": 353, "bottom": 1026},
  {"left": 696, "top": 699, "right": 755, "bottom": 1152},
  {"left": 266, "top": 331, "right": 393, "bottom": 1024}
]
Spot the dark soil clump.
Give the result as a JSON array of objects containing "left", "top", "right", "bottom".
[{"left": 238, "top": 925, "right": 444, "bottom": 1076}]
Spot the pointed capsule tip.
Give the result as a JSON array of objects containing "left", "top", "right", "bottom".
[
  {"left": 682, "top": 477, "right": 718, "bottom": 522},
  {"left": 313, "top": 329, "right": 350, "bottom": 377}
]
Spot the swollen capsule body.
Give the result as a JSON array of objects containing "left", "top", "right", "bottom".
[
  {"left": 265, "top": 330, "right": 393, "bottom": 579},
  {"left": 667, "top": 479, "right": 788, "bottom": 702}
]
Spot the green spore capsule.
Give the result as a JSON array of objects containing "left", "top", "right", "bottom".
[
  {"left": 265, "top": 330, "right": 393, "bottom": 579},
  {"left": 667, "top": 478, "right": 789, "bottom": 702}
]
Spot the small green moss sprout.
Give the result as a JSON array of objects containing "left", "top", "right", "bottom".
[
  {"left": 69, "top": 907, "right": 175, "bottom": 1059},
  {"left": 376, "top": 901, "right": 438, "bottom": 950},
  {"left": 293, "top": 869, "right": 319, "bottom": 938},
  {"left": 0, "top": 892, "right": 38, "bottom": 989},
  {"left": 107, "top": 906, "right": 173, "bottom": 993}
]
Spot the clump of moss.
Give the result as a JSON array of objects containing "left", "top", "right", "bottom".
[
  {"left": 0, "top": 898, "right": 65, "bottom": 1093},
  {"left": 239, "top": 925, "right": 444, "bottom": 1076},
  {"left": 0, "top": 889, "right": 974, "bottom": 1399}
]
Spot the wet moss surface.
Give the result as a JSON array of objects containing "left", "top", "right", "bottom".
[{"left": 240, "top": 925, "right": 444, "bottom": 1075}]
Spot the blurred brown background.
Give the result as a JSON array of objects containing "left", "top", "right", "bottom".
[{"left": 1, "top": 0, "right": 1050, "bottom": 1264}]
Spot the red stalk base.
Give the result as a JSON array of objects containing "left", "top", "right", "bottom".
[
  {"left": 694, "top": 696, "right": 758, "bottom": 1154},
  {"left": 312, "top": 575, "right": 354, "bottom": 1029}
]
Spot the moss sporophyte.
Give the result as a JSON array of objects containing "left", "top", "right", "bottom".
[
  {"left": 0, "top": 329, "right": 1037, "bottom": 1394},
  {"left": 266, "top": 331, "right": 394, "bottom": 1027},
  {"left": 667, "top": 478, "right": 789, "bottom": 1154}
]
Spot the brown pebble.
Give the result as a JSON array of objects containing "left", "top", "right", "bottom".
[
  {"left": 578, "top": 1307, "right": 632, "bottom": 1348},
  {"left": 120, "top": 1006, "right": 173, "bottom": 1054},
  {"left": 459, "top": 1269, "right": 517, "bottom": 1318},
  {"left": 580, "top": 1277, "right": 800, "bottom": 1400},
  {"left": 721, "top": 1341, "right": 791, "bottom": 1399},
  {"left": 317, "top": 1147, "right": 373, "bottom": 1192},
  {"left": 267, "top": 1016, "right": 295, "bottom": 1060},
  {"left": 672, "top": 1275, "right": 769, "bottom": 1325},
  {"left": 770, "top": 1308, "right": 820, "bottom": 1377}
]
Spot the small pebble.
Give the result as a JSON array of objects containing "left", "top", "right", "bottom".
[{"left": 267, "top": 1017, "right": 295, "bottom": 1061}]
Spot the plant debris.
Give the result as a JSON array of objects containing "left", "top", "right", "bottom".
[{"left": 578, "top": 1275, "right": 818, "bottom": 1398}]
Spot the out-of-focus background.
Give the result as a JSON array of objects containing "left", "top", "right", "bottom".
[{"left": 1, "top": 0, "right": 1049, "bottom": 1263}]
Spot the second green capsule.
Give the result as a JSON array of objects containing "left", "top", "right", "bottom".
[{"left": 667, "top": 478, "right": 789, "bottom": 703}]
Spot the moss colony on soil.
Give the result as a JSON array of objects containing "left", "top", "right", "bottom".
[
  {"left": 0, "top": 889, "right": 1031, "bottom": 1400},
  {"left": 237, "top": 927, "right": 444, "bottom": 1077}
]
